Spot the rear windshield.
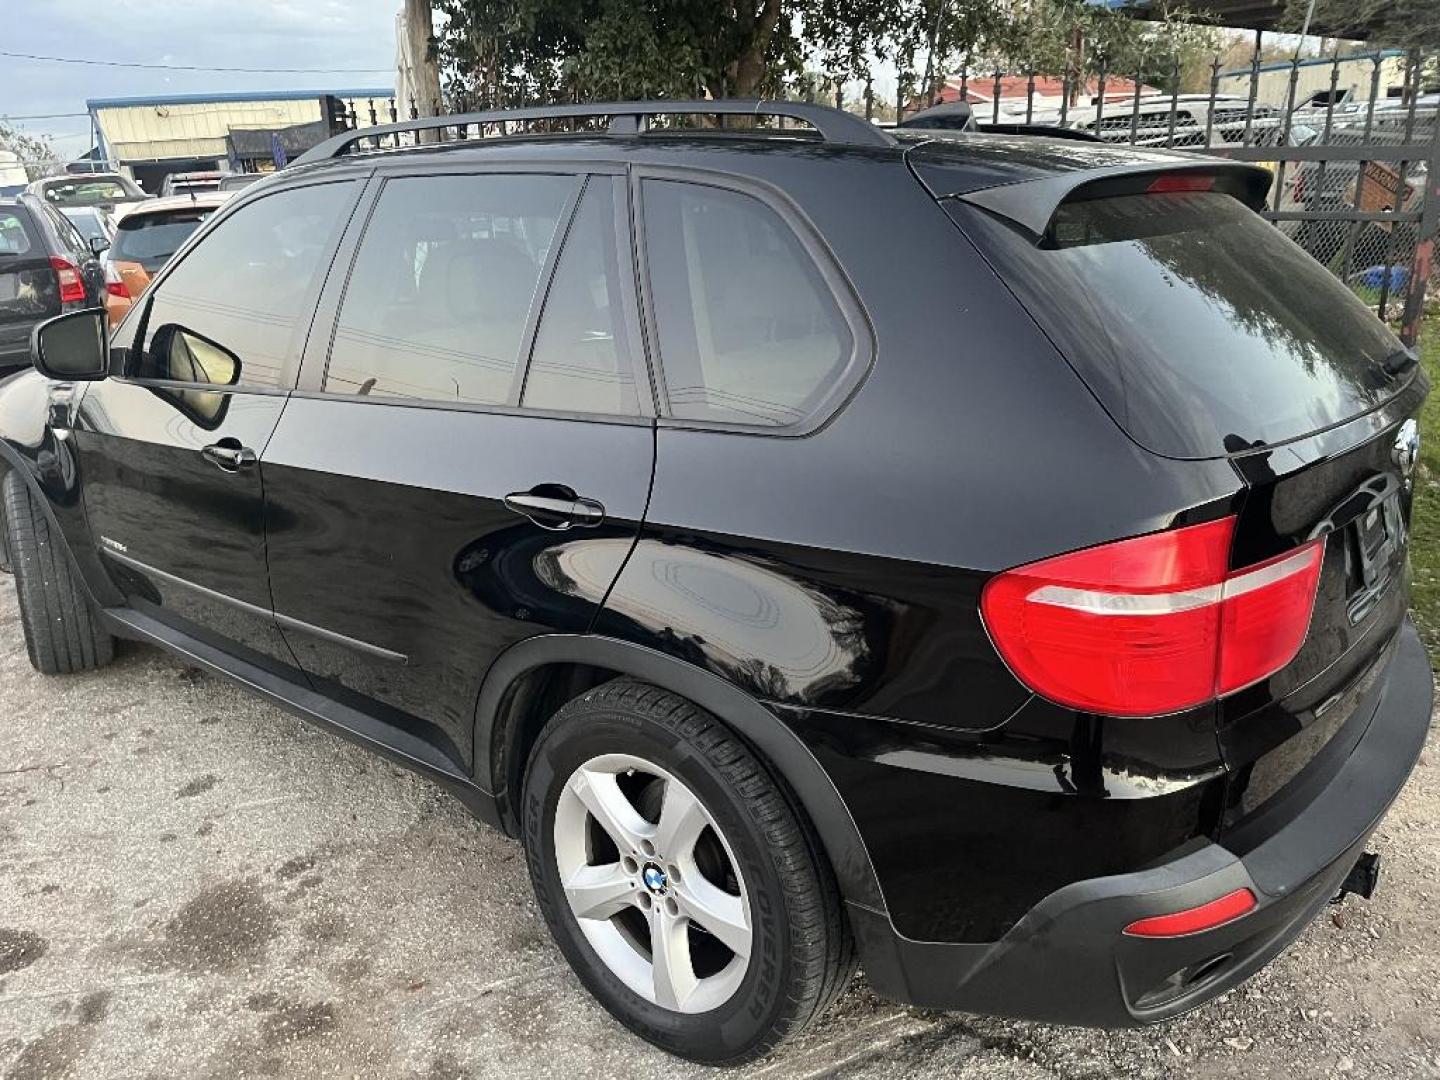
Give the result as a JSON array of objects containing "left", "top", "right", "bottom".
[
  {"left": 42, "top": 179, "right": 130, "bottom": 205},
  {"left": 0, "top": 209, "right": 35, "bottom": 254},
  {"left": 112, "top": 209, "right": 214, "bottom": 272},
  {"left": 955, "top": 190, "right": 1407, "bottom": 458}
]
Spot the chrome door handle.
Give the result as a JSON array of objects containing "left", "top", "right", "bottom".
[
  {"left": 201, "top": 441, "right": 257, "bottom": 473},
  {"left": 504, "top": 489, "right": 605, "bottom": 530}
]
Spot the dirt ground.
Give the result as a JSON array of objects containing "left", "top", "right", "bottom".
[{"left": 2, "top": 572, "right": 1439, "bottom": 1079}]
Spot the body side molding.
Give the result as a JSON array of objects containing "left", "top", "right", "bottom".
[{"left": 472, "top": 632, "right": 888, "bottom": 913}]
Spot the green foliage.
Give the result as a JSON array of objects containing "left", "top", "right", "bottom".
[
  {"left": 434, "top": 0, "right": 1219, "bottom": 109},
  {"left": 1281, "top": 0, "right": 1440, "bottom": 54},
  {"left": 0, "top": 121, "right": 59, "bottom": 181}
]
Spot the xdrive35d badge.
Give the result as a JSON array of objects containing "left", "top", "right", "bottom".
[{"left": 0, "top": 100, "right": 1430, "bottom": 1065}]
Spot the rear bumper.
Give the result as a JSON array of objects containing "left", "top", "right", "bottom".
[{"left": 852, "top": 616, "right": 1433, "bottom": 1026}]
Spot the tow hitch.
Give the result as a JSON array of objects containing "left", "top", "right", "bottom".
[{"left": 1331, "top": 851, "right": 1381, "bottom": 903}]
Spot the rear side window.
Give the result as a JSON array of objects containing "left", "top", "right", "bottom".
[
  {"left": 0, "top": 209, "right": 34, "bottom": 254},
  {"left": 134, "top": 181, "right": 356, "bottom": 389},
  {"left": 955, "top": 190, "right": 1407, "bottom": 458},
  {"left": 325, "top": 173, "right": 574, "bottom": 404},
  {"left": 113, "top": 209, "right": 215, "bottom": 273},
  {"left": 641, "top": 180, "right": 853, "bottom": 427},
  {"left": 42, "top": 179, "right": 129, "bottom": 205},
  {"left": 522, "top": 177, "right": 640, "bottom": 416}
]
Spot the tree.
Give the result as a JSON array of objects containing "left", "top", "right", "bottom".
[
  {"left": 435, "top": 0, "right": 908, "bottom": 108},
  {"left": 0, "top": 121, "right": 60, "bottom": 181},
  {"left": 1281, "top": 0, "right": 1440, "bottom": 56}
]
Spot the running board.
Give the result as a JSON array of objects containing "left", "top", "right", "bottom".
[{"left": 102, "top": 607, "right": 502, "bottom": 828}]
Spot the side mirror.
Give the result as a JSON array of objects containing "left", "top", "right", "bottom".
[
  {"left": 32, "top": 308, "right": 109, "bottom": 382},
  {"left": 89, "top": 235, "right": 110, "bottom": 256}
]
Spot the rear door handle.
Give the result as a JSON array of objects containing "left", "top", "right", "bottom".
[
  {"left": 201, "top": 440, "right": 257, "bottom": 473},
  {"left": 504, "top": 488, "right": 605, "bottom": 531}
]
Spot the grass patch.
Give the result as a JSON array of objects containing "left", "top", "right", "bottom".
[{"left": 1408, "top": 315, "right": 1440, "bottom": 660}]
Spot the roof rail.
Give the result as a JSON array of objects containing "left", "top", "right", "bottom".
[{"left": 292, "top": 99, "right": 895, "bottom": 166}]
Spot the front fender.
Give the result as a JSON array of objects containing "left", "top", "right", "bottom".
[{"left": 473, "top": 632, "right": 888, "bottom": 915}]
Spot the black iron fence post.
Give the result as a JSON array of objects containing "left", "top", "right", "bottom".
[
  {"left": 1129, "top": 70, "right": 1142, "bottom": 144},
  {"left": 1166, "top": 59, "right": 1180, "bottom": 149},
  {"left": 1339, "top": 55, "right": 1388, "bottom": 282},
  {"left": 1242, "top": 29, "right": 1263, "bottom": 147},
  {"left": 1205, "top": 57, "right": 1220, "bottom": 148},
  {"left": 1376, "top": 51, "right": 1423, "bottom": 322}
]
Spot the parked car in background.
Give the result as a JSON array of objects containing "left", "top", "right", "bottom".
[
  {"left": 0, "top": 151, "right": 28, "bottom": 197},
  {"left": 59, "top": 206, "right": 117, "bottom": 252},
  {"left": 28, "top": 172, "right": 148, "bottom": 210},
  {"left": 102, "top": 192, "right": 229, "bottom": 326},
  {"left": 159, "top": 171, "right": 224, "bottom": 197},
  {"left": 217, "top": 172, "right": 265, "bottom": 192},
  {"left": 0, "top": 193, "right": 104, "bottom": 376}
]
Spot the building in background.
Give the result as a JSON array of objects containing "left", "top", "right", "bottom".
[
  {"left": 1216, "top": 48, "right": 1410, "bottom": 109},
  {"left": 86, "top": 88, "right": 393, "bottom": 192}
]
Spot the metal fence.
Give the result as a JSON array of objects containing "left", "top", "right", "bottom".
[{"left": 899, "top": 45, "right": 1440, "bottom": 348}]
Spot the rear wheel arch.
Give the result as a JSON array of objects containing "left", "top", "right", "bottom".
[{"left": 473, "top": 634, "right": 888, "bottom": 914}]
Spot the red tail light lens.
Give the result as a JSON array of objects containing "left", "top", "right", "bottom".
[
  {"left": 103, "top": 260, "right": 130, "bottom": 299},
  {"left": 981, "top": 517, "right": 1323, "bottom": 716},
  {"left": 49, "top": 256, "right": 86, "bottom": 304},
  {"left": 1147, "top": 173, "right": 1215, "bottom": 194},
  {"left": 1123, "top": 888, "right": 1257, "bottom": 938}
]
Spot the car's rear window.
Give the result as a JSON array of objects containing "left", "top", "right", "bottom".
[
  {"left": 954, "top": 190, "right": 1407, "bottom": 458},
  {"left": 0, "top": 209, "right": 35, "bottom": 254},
  {"left": 112, "top": 209, "right": 214, "bottom": 272},
  {"left": 42, "top": 179, "right": 129, "bottom": 205}
]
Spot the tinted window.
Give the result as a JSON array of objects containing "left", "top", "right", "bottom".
[
  {"left": 0, "top": 210, "right": 34, "bottom": 254},
  {"left": 642, "top": 180, "right": 852, "bottom": 426},
  {"left": 134, "top": 182, "right": 354, "bottom": 388},
  {"left": 325, "top": 174, "right": 574, "bottom": 404},
  {"left": 41, "top": 179, "right": 129, "bottom": 205},
  {"left": 113, "top": 208, "right": 216, "bottom": 273},
  {"left": 522, "top": 177, "right": 640, "bottom": 416},
  {"left": 60, "top": 208, "right": 109, "bottom": 243},
  {"left": 41, "top": 204, "right": 87, "bottom": 255},
  {"left": 956, "top": 191, "right": 1407, "bottom": 458}
]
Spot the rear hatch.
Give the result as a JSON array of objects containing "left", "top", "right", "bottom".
[
  {"left": 0, "top": 203, "right": 60, "bottom": 368},
  {"left": 930, "top": 149, "right": 1426, "bottom": 832},
  {"left": 110, "top": 205, "right": 216, "bottom": 295}
]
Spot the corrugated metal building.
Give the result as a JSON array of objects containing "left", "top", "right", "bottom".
[
  {"left": 86, "top": 88, "right": 393, "bottom": 191},
  {"left": 1216, "top": 49, "right": 1409, "bottom": 110}
]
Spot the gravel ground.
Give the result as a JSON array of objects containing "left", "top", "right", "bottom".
[{"left": 2, "top": 571, "right": 1439, "bottom": 1079}]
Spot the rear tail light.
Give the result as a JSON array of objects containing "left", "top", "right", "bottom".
[
  {"left": 1147, "top": 173, "right": 1215, "bottom": 194},
  {"left": 49, "top": 255, "right": 86, "bottom": 304},
  {"left": 103, "top": 260, "right": 130, "bottom": 299},
  {"left": 1123, "top": 888, "right": 1257, "bottom": 938},
  {"left": 981, "top": 517, "right": 1323, "bottom": 716}
]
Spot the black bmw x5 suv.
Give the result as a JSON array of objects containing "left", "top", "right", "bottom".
[{"left": 0, "top": 101, "right": 1431, "bottom": 1064}]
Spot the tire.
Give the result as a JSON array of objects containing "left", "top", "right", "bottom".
[
  {"left": 522, "top": 678, "right": 856, "bottom": 1065},
  {"left": 2, "top": 471, "right": 114, "bottom": 674}
]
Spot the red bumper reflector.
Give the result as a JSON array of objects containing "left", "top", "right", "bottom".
[{"left": 1123, "top": 888, "right": 1258, "bottom": 938}]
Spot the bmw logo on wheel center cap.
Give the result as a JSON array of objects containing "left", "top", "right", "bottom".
[{"left": 642, "top": 864, "right": 668, "bottom": 894}]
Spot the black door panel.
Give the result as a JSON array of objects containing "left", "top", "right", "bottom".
[
  {"left": 261, "top": 397, "right": 653, "bottom": 764},
  {"left": 75, "top": 381, "right": 297, "bottom": 667}
]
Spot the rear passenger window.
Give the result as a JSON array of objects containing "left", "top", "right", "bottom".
[
  {"left": 135, "top": 182, "right": 356, "bottom": 389},
  {"left": 522, "top": 177, "right": 639, "bottom": 416},
  {"left": 0, "top": 210, "right": 33, "bottom": 254},
  {"left": 325, "top": 174, "right": 574, "bottom": 405},
  {"left": 641, "top": 180, "right": 853, "bottom": 427}
]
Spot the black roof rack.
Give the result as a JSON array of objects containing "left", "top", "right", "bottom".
[{"left": 292, "top": 99, "right": 895, "bottom": 166}]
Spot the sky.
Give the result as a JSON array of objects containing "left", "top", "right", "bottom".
[{"left": 2, "top": 0, "right": 401, "bottom": 161}]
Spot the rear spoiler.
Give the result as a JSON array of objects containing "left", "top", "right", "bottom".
[{"left": 957, "top": 160, "right": 1273, "bottom": 237}]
